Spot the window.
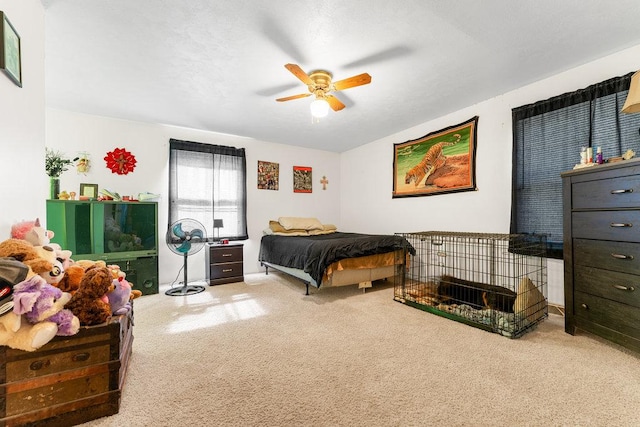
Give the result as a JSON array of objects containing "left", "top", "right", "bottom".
[
  {"left": 511, "top": 72, "right": 640, "bottom": 258},
  {"left": 169, "top": 139, "right": 248, "bottom": 241}
]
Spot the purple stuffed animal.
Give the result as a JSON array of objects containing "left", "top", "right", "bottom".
[
  {"left": 106, "top": 277, "right": 132, "bottom": 316},
  {"left": 12, "top": 276, "right": 80, "bottom": 336}
]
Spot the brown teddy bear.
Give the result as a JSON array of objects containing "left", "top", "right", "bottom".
[
  {"left": 0, "top": 239, "right": 53, "bottom": 278},
  {"left": 65, "top": 266, "right": 115, "bottom": 326}
]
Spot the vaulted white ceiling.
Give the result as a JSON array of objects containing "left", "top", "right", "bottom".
[{"left": 41, "top": 0, "right": 640, "bottom": 152}]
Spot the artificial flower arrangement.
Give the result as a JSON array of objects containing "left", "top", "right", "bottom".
[{"left": 45, "top": 148, "right": 77, "bottom": 178}]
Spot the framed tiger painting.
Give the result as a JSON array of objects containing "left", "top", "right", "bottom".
[{"left": 392, "top": 116, "right": 478, "bottom": 198}]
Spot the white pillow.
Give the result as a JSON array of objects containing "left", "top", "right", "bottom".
[{"left": 278, "top": 217, "right": 324, "bottom": 231}]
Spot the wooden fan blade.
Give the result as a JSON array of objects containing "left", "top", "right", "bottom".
[
  {"left": 276, "top": 93, "right": 312, "bottom": 102},
  {"left": 326, "top": 95, "right": 345, "bottom": 111},
  {"left": 285, "top": 63, "right": 313, "bottom": 86},
  {"left": 332, "top": 73, "right": 372, "bottom": 91}
]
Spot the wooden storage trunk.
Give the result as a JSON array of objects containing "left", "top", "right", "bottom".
[{"left": 0, "top": 309, "right": 133, "bottom": 427}]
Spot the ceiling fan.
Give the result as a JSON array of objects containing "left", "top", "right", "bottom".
[{"left": 276, "top": 63, "right": 372, "bottom": 117}]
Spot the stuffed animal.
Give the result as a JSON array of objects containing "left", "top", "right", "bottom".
[
  {"left": 11, "top": 219, "right": 73, "bottom": 270},
  {"left": 74, "top": 259, "right": 107, "bottom": 270},
  {"left": 106, "top": 276, "right": 133, "bottom": 315},
  {"left": 49, "top": 243, "right": 73, "bottom": 270},
  {"left": 56, "top": 264, "right": 84, "bottom": 294},
  {"left": 0, "top": 239, "right": 53, "bottom": 278},
  {"left": 0, "top": 275, "right": 80, "bottom": 351},
  {"left": 33, "top": 245, "right": 65, "bottom": 285},
  {"left": 0, "top": 311, "right": 59, "bottom": 352},
  {"left": 10, "top": 218, "right": 54, "bottom": 246},
  {"left": 108, "top": 264, "right": 142, "bottom": 300},
  {"left": 12, "top": 275, "right": 80, "bottom": 336},
  {"left": 65, "top": 266, "right": 115, "bottom": 326}
]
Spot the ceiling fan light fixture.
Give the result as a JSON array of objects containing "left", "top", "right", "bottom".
[{"left": 310, "top": 98, "right": 330, "bottom": 118}]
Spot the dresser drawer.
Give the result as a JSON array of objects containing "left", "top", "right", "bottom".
[
  {"left": 573, "top": 175, "right": 640, "bottom": 209},
  {"left": 573, "top": 239, "right": 640, "bottom": 274},
  {"left": 572, "top": 211, "right": 640, "bottom": 242},
  {"left": 209, "top": 245, "right": 243, "bottom": 263},
  {"left": 574, "top": 291, "right": 640, "bottom": 340},
  {"left": 575, "top": 267, "right": 640, "bottom": 308}
]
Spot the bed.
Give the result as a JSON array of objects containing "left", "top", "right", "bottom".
[{"left": 259, "top": 217, "right": 415, "bottom": 294}]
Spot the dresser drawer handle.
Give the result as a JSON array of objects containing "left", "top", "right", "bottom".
[
  {"left": 222, "top": 253, "right": 233, "bottom": 257},
  {"left": 580, "top": 303, "right": 589, "bottom": 310},
  {"left": 30, "top": 359, "right": 51, "bottom": 371},
  {"left": 73, "top": 352, "right": 90, "bottom": 362},
  {"left": 611, "top": 253, "right": 634, "bottom": 260},
  {"left": 610, "top": 223, "right": 632, "bottom": 228},
  {"left": 612, "top": 284, "right": 635, "bottom": 292},
  {"left": 611, "top": 188, "right": 634, "bottom": 194},
  {"left": 222, "top": 268, "right": 233, "bottom": 273}
]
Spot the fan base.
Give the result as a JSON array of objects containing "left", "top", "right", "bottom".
[{"left": 165, "top": 284, "right": 206, "bottom": 296}]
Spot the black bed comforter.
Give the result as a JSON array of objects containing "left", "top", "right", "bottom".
[{"left": 259, "top": 232, "right": 415, "bottom": 285}]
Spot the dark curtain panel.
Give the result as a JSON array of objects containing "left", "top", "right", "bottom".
[
  {"left": 511, "top": 72, "right": 640, "bottom": 258},
  {"left": 169, "top": 139, "right": 248, "bottom": 241}
]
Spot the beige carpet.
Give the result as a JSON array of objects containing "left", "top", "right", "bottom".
[{"left": 81, "top": 272, "right": 640, "bottom": 427}]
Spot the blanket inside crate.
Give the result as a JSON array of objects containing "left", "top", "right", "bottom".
[{"left": 405, "top": 275, "right": 545, "bottom": 336}]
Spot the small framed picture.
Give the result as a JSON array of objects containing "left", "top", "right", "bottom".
[
  {"left": 258, "top": 160, "right": 279, "bottom": 190},
  {"left": 80, "top": 183, "right": 98, "bottom": 199},
  {"left": 0, "top": 11, "right": 22, "bottom": 87},
  {"left": 293, "top": 166, "right": 312, "bottom": 193}
]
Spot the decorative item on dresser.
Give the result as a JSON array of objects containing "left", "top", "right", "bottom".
[
  {"left": 206, "top": 243, "right": 244, "bottom": 285},
  {"left": 562, "top": 157, "right": 640, "bottom": 353}
]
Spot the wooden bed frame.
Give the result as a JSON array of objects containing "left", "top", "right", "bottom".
[{"left": 261, "top": 251, "right": 403, "bottom": 295}]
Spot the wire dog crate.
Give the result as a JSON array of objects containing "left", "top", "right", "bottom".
[{"left": 394, "top": 231, "right": 548, "bottom": 338}]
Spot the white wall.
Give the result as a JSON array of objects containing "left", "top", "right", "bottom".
[
  {"left": 10, "top": 0, "right": 639, "bottom": 304},
  {"left": 341, "top": 43, "right": 640, "bottom": 305},
  {"left": 45, "top": 109, "right": 341, "bottom": 286},
  {"left": 0, "top": 0, "right": 45, "bottom": 234}
]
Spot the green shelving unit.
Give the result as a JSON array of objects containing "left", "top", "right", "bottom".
[{"left": 46, "top": 200, "right": 159, "bottom": 295}]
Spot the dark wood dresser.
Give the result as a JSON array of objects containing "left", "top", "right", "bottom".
[
  {"left": 562, "top": 158, "right": 640, "bottom": 353},
  {"left": 205, "top": 243, "right": 244, "bottom": 285}
]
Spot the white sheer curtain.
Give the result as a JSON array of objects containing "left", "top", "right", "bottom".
[{"left": 169, "top": 139, "right": 248, "bottom": 242}]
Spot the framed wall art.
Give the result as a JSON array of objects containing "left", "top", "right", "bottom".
[
  {"left": 0, "top": 11, "right": 22, "bottom": 87},
  {"left": 392, "top": 116, "right": 478, "bottom": 198},
  {"left": 293, "top": 166, "right": 312, "bottom": 193},
  {"left": 257, "top": 160, "right": 279, "bottom": 190}
]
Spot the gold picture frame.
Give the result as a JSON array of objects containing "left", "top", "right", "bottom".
[
  {"left": 393, "top": 116, "right": 478, "bottom": 198},
  {"left": 80, "top": 183, "right": 99, "bottom": 199},
  {"left": 0, "top": 11, "right": 22, "bottom": 87}
]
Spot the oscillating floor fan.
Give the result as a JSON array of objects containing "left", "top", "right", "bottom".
[{"left": 165, "top": 218, "right": 207, "bottom": 296}]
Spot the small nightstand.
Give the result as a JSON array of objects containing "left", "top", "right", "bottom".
[{"left": 205, "top": 243, "right": 244, "bottom": 285}]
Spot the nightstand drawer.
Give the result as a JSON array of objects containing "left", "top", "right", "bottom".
[
  {"left": 572, "top": 211, "right": 640, "bottom": 242},
  {"left": 573, "top": 175, "right": 640, "bottom": 209},
  {"left": 209, "top": 246, "right": 243, "bottom": 263},
  {"left": 209, "top": 262, "right": 243, "bottom": 279}
]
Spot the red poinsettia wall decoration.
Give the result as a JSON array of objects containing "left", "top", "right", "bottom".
[{"left": 104, "top": 148, "right": 137, "bottom": 175}]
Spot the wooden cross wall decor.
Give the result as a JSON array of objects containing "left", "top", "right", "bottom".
[{"left": 320, "top": 176, "right": 329, "bottom": 190}]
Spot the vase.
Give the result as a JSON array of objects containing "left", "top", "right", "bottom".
[{"left": 49, "top": 177, "right": 60, "bottom": 200}]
